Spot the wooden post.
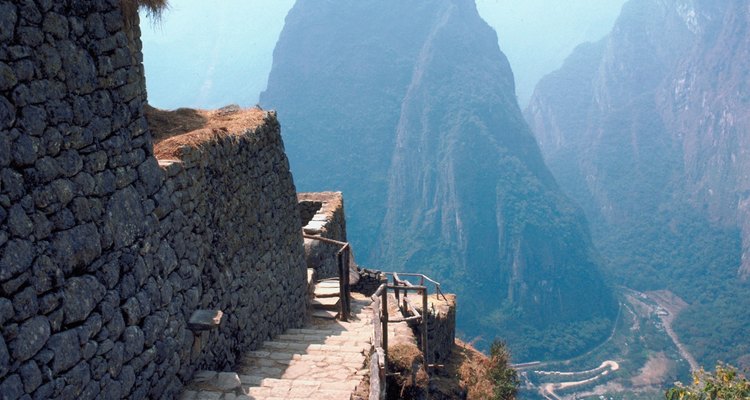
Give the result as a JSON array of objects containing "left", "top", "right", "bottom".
[
  {"left": 344, "top": 246, "right": 351, "bottom": 318},
  {"left": 393, "top": 274, "right": 400, "bottom": 304},
  {"left": 422, "top": 288, "right": 429, "bottom": 365},
  {"left": 381, "top": 285, "right": 389, "bottom": 376},
  {"left": 337, "top": 251, "right": 348, "bottom": 321}
]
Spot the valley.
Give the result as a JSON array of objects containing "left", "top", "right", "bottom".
[{"left": 517, "top": 288, "right": 694, "bottom": 399}]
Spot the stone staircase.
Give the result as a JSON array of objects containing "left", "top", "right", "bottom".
[
  {"left": 310, "top": 278, "right": 342, "bottom": 320},
  {"left": 180, "top": 275, "right": 372, "bottom": 400}
]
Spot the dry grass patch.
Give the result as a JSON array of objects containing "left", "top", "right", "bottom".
[
  {"left": 387, "top": 343, "right": 428, "bottom": 399},
  {"left": 121, "top": 0, "right": 169, "bottom": 25},
  {"left": 147, "top": 105, "right": 267, "bottom": 160},
  {"left": 453, "top": 339, "right": 495, "bottom": 399}
]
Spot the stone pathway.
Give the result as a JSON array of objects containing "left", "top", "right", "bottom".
[{"left": 180, "top": 293, "right": 373, "bottom": 400}]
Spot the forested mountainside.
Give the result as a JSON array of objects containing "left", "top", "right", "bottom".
[
  {"left": 526, "top": 0, "right": 750, "bottom": 366},
  {"left": 261, "top": 0, "right": 616, "bottom": 360}
]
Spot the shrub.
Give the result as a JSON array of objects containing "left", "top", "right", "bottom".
[{"left": 666, "top": 364, "right": 750, "bottom": 399}]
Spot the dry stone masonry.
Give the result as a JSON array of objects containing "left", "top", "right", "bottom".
[
  {"left": 298, "top": 192, "right": 350, "bottom": 280},
  {"left": 0, "top": 1, "right": 307, "bottom": 399}
]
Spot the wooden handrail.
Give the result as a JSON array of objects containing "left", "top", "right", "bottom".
[
  {"left": 369, "top": 273, "right": 442, "bottom": 400},
  {"left": 386, "top": 272, "right": 446, "bottom": 300},
  {"left": 303, "top": 233, "right": 351, "bottom": 321}
]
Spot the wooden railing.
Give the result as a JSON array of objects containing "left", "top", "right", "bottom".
[
  {"left": 302, "top": 234, "right": 351, "bottom": 321},
  {"left": 369, "top": 272, "right": 444, "bottom": 400}
]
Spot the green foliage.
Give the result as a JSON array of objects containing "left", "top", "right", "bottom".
[
  {"left": 596, "top": 204, "right": 750, "bottom": 367},
  {"left": 469, "top": 308, "right": 612, "bottom": 362},
  {"left": 666, "top": 364, "right": 750, "bottom": 400},
  {"left": 488, "top": 340, "right": 520, "bottom": 400}
]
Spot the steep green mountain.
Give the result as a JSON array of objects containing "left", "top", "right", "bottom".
[
  {"left": 261, "top": 0, "right": 616, "bottom": 361},
  {"left": 526, "top": 0, "right": 750, "bottom": 366}
]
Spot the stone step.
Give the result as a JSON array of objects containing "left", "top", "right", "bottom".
[
  {"left": 311, "top": 296, "right": 340, "bottom": 310},
  {"left": 239, "top": 363, "right": 364, "bottom": 381},
  {"left": 255, "top": 340, "right": 366, "bottom": 354},
  {"left": 245, "top": 384, "right": 353, "bottom": 400},
  {"left": 316, "top": 278, "right": 339, "bottom": 286},
  {"left": 273, "top": 333, "right": 370, "bottom": 346},
  {"left": 311, "top": 309, "right": 338, "bottom": 319},
  {"left": 240, "top": 351, "right": 366, "bottom": 365},
  {"left": 313, "top": 285, "right": 340, "bottom": 298},
  {"left": 180, "top": 296, "right": 374, "bottom": 400},
  {"left": 261, "top": 341, "right": 366, "bottom": 353}
]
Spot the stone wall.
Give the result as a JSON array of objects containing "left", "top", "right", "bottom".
[
  {"left": 0, "top": 2, "right": 307, "bottom": 399},
  {"left": 414, "top": 294, "right": 456, "bottom": 364},
  {"left": 298, "top": 200, "right": 322, "bottom": 228},
  {"left": 351, "top": 268, "right": 386, "bottom": 296},
  {"left": 298, "top": 192, "right": 349, "bottom": 280}
]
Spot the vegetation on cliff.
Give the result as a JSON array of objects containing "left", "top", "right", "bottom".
[{"left": 428, "top": 340, "right": 519, "bottom": 400}]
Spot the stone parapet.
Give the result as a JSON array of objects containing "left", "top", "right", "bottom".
[{"left": 414, "top": 294, "right": 456, "bottom": 364}]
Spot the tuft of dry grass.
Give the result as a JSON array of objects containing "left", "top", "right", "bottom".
[
  {"left": 145, "top": 105, "right": 208, "bottom": 141},
  {"left": 387, "top": 343, "right": 429, "bottom": 399},
  {"left": 121, "top": 0, "right": 169, "bottom": 27},
  {"left": 147, "top": 105, "right": 267, "bottom": 160},
  {"left": 455, "top": 339, "right": 495, "bottom": 399}
]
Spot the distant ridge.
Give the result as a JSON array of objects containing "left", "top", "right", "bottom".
[{"left": 526, "top": 0, "right": 750, "bottom": 366}]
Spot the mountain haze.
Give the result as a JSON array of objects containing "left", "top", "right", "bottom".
[
  {"left": 527, "top": 0, "right": 750, "bottom": 365},
  {"left": 262, "top": 0, "right": 616, "bottom": 360}
]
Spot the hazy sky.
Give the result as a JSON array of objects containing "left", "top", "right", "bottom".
[{"left": 141, "top": 0, "right": 626, "bottom": 109}]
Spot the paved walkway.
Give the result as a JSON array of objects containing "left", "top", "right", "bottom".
[{"left": 180, "top": 294, "right": 373, "bottom": 400}]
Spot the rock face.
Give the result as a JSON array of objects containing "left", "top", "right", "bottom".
[
  {"left": 526, "top": 0, "right": 750, "bottom": 364},
  {"left": 0, "top": 1, "right": 307, "bottom": 399},
  {"left": 262, "top": 0, "right": 616, "bottom": 360}
]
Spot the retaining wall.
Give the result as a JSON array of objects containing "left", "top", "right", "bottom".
[{"left": 0, "top": 2, "right": 306, "bottom": 399}]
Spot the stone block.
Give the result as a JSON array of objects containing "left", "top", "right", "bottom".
[
  {"left": 11, "top": 134, "right": 36, "bottom": 165},
  {"left": 137, "top": 156, "right": 163, "bottom": 195},
  {"left": 12, "top": 286, "right": 38, "bottom": 321},
  {"left": 0, "top": 3, "right": 16, "bottom": 43},
  {"left": 9, "top": 316, "right": 49, "bottom": 362},
  {"left": 56, "top": 150, "right": 83, "bottom": 177},
  {"left": 38, "top": 44, "right": 62, "bottom": 80},
  {"left": 119, "top": 364, "right": 136, "bottom": 394},
  {"left": 52, "top": 223, "right": 102, "bottom": 273},
  {"left": 0, "top": 373, "right": 23, "bottom": 400},
  {"left": 59, "top": 41, "right": 97, "bottom": 94},
  {"left": 19, "top": 360, "right": 42, "bottom": 393},
  {"left": 78, "top": 313, "right": 102, "bottom": 343},
  {"left": 0, "top": 334, "right": 9, "bottom": 378},
  {"left": 188, "top": 309, "right": 223, "bottom": 334},
  {"left": 122, "top": 325, "right": 144, "bottom": 361},
  {"left": 106, "top": 342, "right": 124, "bottom": 377},
  {"left": 48, "top": 329, "right": 81, "bottom": 373},
  {"left": 0, "top": 302, "right": 11, "bottom": 331},
  {"left": 19, "top": 105, "right": 47, "bottom": 136},
  {"left": 213, "top": 371, "right": 241, "bottom": 391},
  {"left": 106, "top": 186, "right": 144, "bottom": 249},
  {"left": 62, "top": 275, "right": 105, "bottom": 324}
]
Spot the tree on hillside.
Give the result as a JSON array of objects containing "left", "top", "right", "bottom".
[
  {"left": 489, "top": 340, "right": 520, "bottom": 400},
  {"left": 666, "top": 363, "right": 750, "bottom": 399}
]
